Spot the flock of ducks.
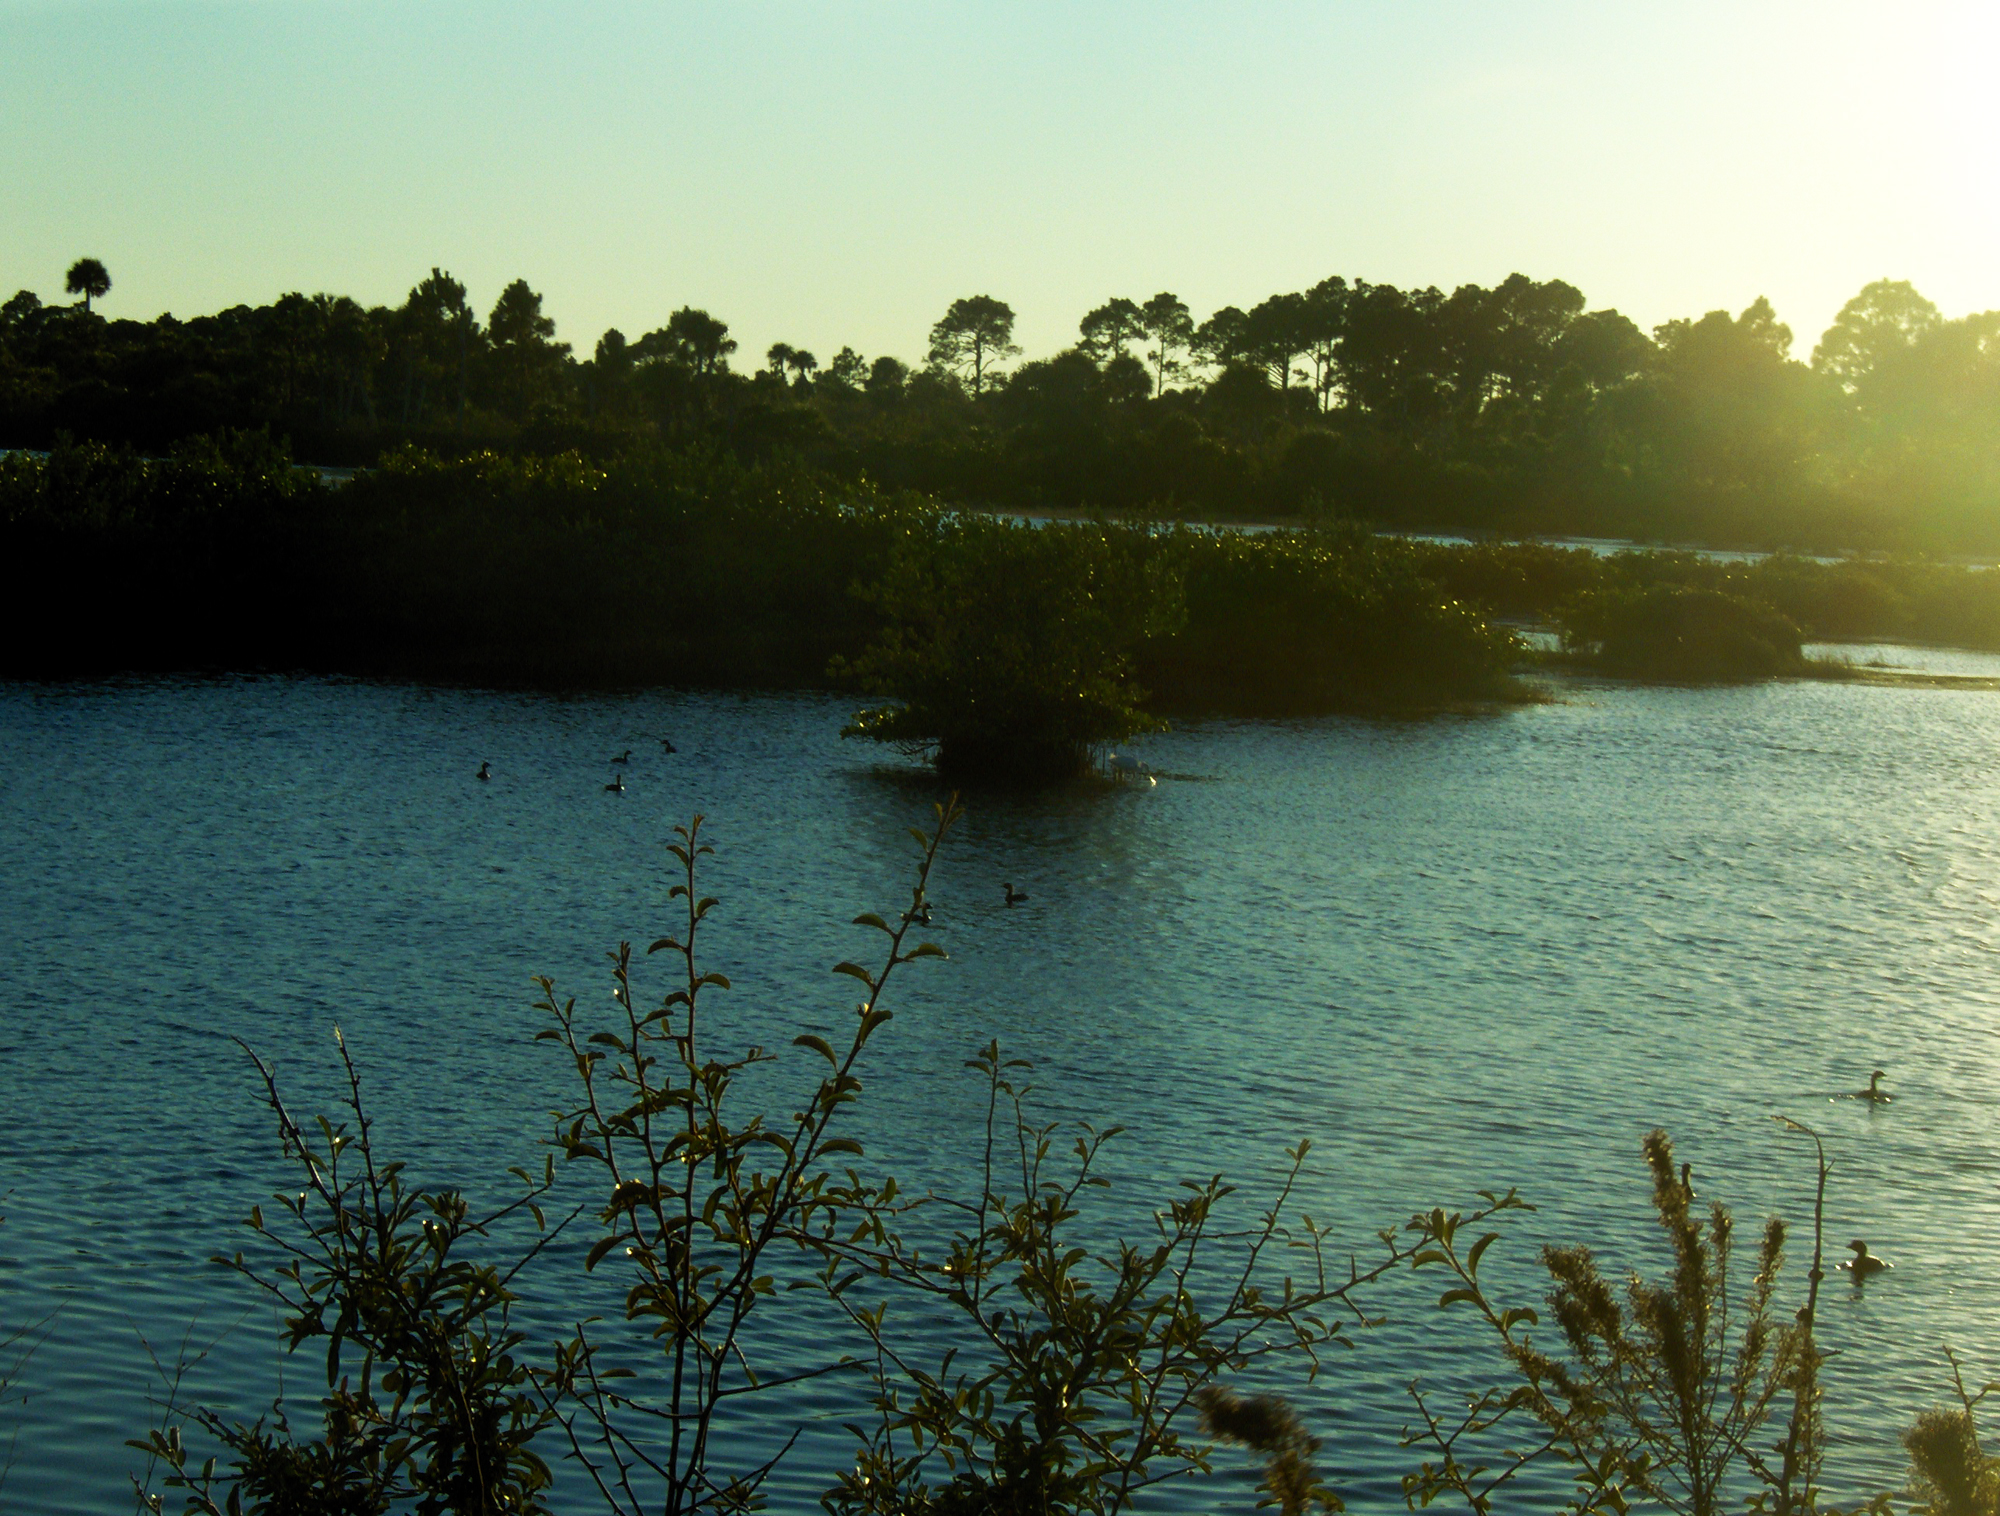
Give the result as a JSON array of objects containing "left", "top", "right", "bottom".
[
  {"left": 474, "top": 737, "right": 678, "bottom": 793},
  {"left": 1663, "top": 1075, "right": 1901, "bottom": 1286},
  {"left": 1835, "top": 1069, "right": 1895, "bottom": 1280}
]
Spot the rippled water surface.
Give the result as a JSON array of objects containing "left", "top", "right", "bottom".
[{"left": 5, "top": 667, "right": 2000, "bottom": 1512}]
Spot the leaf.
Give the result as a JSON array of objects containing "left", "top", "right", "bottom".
[
  {"left": 821, "top": 1138, "right": 866, "bottom": 1157},
  {"left": 794, "top": 1033, "right": 838, "bottom": 1066},
  {"left": 832, "top": 962, "right": 876, "bottom": 986},
  {"left": 905, "top": 942, "right": 948, "bottom": 959},
  {"left": 852, "top": 912, "right": 891, "bottom": 932},
  {"left": 647, "top": 936, "right": 680, "bottom": 955},
  {"left": 1500, "top": 1307, "right": 1539, "bottom": 1332},
  {"left": 1467, "top": 1231, "right": 1500, "bottom": 1274},
  {"left": 1437, "top": 1288, "right": 1481, "bottom": 1309},
  {"left": 586, "top": 1235, "right": 620, "bottom": 1272},
  {"left": 699, "top": 971, "right": 732, "bottom": 990}
]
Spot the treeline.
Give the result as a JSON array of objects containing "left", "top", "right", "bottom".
[{"left": 6, "top": 263, "right": 2000, "bottom": 550}]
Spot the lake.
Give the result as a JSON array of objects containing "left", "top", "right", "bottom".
[{"left": 3, "top": 660, "right": 1999, "bottom": 1512}]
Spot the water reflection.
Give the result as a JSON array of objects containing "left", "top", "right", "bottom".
[{"left": 2, "top": 671, "right": 2000, "bottom": 1511}]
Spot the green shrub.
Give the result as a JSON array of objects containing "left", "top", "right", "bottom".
[
  {"left": 1559, "top": 585, "right": 1805, "bottom": 681},
  {"left": 839, "top": 516, "right": 1182, "bottom": 781},
  {"left": 1146, "top": 527, "right": 1523, "bottom": 712}
]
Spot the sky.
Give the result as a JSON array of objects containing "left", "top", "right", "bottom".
[{"left": 3, "top": 0, "right": 1997, "bottom": 368}]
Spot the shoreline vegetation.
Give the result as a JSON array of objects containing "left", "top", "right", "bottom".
[
  {"left": 108, "top": 809, "right": 2000, "bottom": 1515},
  {"left": 6, "top": 434, "right": 2000, "bottom": 778}
]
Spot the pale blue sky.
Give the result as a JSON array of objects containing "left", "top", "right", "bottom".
[{"left": 3, "top": 0, "right": 1995, "bottom": 366}]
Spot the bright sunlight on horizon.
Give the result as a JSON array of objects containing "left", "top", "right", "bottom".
[{"left": 3, "top": 0, "right": 1997, "bottom": 364}]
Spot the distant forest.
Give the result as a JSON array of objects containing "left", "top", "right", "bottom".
[{"left": 4, "top": 263, "right": 1996, "bottom": 550}]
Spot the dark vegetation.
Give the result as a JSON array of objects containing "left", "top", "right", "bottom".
[
  {"left": 6, "top": 265, "right": 2000, "bottom": 552},
  {"left": 12, "top": 431, "right": 2000, "bottom": 773},
  {"left": 109, "top": 809, "right": 1991, "bottom": 1513},
  {"left": 9, "top": 260, "right": 2000, "bottom": 775},
  {"left": 0, "top": 436, "right": 1531, "bottom": 779}
]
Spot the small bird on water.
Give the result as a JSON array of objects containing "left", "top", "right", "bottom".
[
  {"left": 605, "top": 774, "right": 625, "bottom": 794},
  {"left": 1839, "top": 1239, "right": 1892, "bottom": 1279},
  {"left": 1679, "top": 1162, "right": 1696, "bottom": 1203},
  {"left": 610, "top": 749, "right": 632, "bottom": 765},
  {"left": 476, "top": 761, "right": 491, "bottom": 781},
  {"left": 1004, "top": 882, "right": 1028, "bottom": 906},
  {"left": 660, "top": 737, "right": 678, "bottom": 754},
  {"left": 1855, "top": 1070, "right": 1892, "bottom": 1104}
]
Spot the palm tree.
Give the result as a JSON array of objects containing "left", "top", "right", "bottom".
[{"left": 65, "top": 257, "right": 110, "bottom": 313}]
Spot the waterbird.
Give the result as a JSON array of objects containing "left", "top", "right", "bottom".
[
  {"left": 610, "top": 749, "right": 632, "bottom": 765},
  {"left": 476, "top": 761, "right": 491, "bottom": 781},
  {"left": 1004, "top": 882, "right": 1028, "bottom": 906},
  {"left": 1855, "top": 1070, "right": 1892, "bottom": 1104},
  {"left": 1839, "top": 1239, "right": 1892, "bottom": 1279},
  {"left": 605, "top": 774, "right": 625, "bottom": 794},
  {"left": 660, "top": 737, "right": 678, "bottom": 753},
  {"left": 1680, "top": 1162, "right": 1696, "bottom": 1203}
]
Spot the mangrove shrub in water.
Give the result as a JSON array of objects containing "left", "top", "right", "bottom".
[
  {"left": 840, "top": 514, "right": 1183, "bottom": 782},
  {"left": 1146, "top": 527, "right": 1523, "bottom": 712},
  {"left": 1559, "top": 584, "right": 1805, "bottom": 682}
]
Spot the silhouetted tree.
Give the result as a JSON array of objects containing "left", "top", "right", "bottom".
[
  {"left": 663, "top": 306, "right": 736, "bottom": 376},
  {"left": 866, "top": 355, "right": 909, "bottom": 402},
  {"left": 587, "top": 327, "right": 633, "bottom": 416},
  {"left": 1139, "top": 291, "right": 1194, "bottom": 396},
  {"left": 1077, "top": 297, "right": 1145, "bottom": 366},
  {"left": 1194, "top": 305, "right": 1252, "bottom": 374},
  {"left": 1813, "top": 279, "right": 1943, "bottom": 399},
  {"left": 1555, "top": 308, "right": 1654, "bottom": 391},
  {"left": 1297, "top": 279, "right": 1349, "bottom": 411},
  {"left": 1337, "top": 281, "right": 1448, "bottom": 428},
  {"left": 823, "top": 346, "right": 867, "bottom": 392},
  {"left": 485, "top": 278, "right": 569, "bottom": 420},
  {"left": 393, "top": 268, "right": 479, "bottom": 425},
  {"left": 65, "top": 257, "right": 111, "bottom": 313},
  {"left": 1642, "top": 297, "right": 1818, "bottom": 493},
  {"left": 1244, "top": 291, "right": 1310, "bottom": 390},
  {"left": 928, "top": 295, "right": 1019, "bottom": 396}
]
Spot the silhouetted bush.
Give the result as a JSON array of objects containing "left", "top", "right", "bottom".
[
  {"left": 1559, "top": 585, "right": 1805, "bottom": 682},
  {"left": 839, "top": 516, "right": 1180, "bottom": 782}
]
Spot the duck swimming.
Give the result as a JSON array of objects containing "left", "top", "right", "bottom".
[
  {"left": 1839, "top": 1239, "right": 1891, "bottom": 1279},
  {"left": 610, "top": 750, "right": 632, "bottom": 765},
  {"left": 1004, "top": 882, "right": 1028, "bottom": 906},
  {"left": 476, "top": 761, "right": 491, "bottom": 781},
  {"left": 660, "top": 737, "right": 678, "bottom": 754},
  {"left": 604, "top": 774, "right": 625, "bottom": 794},
  {"left": 1855, "top": 1070, "right": 1892, "bottom": 1104}
]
